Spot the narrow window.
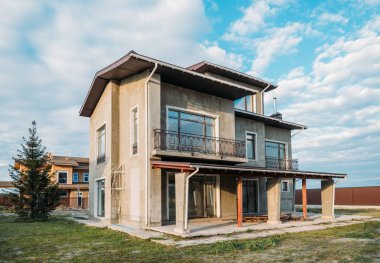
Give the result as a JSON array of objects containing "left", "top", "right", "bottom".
[
  {"left": 72, "top": 172, "right": 79, "bottom": 183},
  {"left": 97, "top": 125, "right": 106, "bottom": 164},
  {"left": 58, "top": 171, "right": 68, "bottom": 184},
  {"left": 246, "top": 133, "right": 256, "bottom": 160},
  {"left": 60, "top": 190, "right": 68, "bottom": 197},
  {"left": 83, "top": 173, "right": 89, "bottom": 183},
  {"left": 97, "top": 179, "right": 105, "bottom": 217},
  {"left": 132, "top": 107, "right": 138, "bottom": 155},
  {"left": 282, "top": 181, "right": 290, "bottom": 192}
]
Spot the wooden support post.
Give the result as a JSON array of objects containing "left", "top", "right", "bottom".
[
  {"left": 237, "top": 175, "right": 243, "bottom": 227},
  {"left": 302, "top": 178, "right": 307, "bottom": 220}
]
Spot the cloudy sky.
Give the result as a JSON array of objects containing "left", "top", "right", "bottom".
[{"left": 0, "top": 0, "right": 379, "bottom": 188}]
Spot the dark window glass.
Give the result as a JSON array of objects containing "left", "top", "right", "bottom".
[
  {"left": 58, "top": 172, "right": 67, "bottom": 184},
  {"left": 246, "top": 133, "right": 256, "bottom": 159}
]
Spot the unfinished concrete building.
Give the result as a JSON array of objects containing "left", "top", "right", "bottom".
[{"left": 79, "top": 51, "right": 346, "bottom": 234}]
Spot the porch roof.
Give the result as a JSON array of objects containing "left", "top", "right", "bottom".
[{"left": 151, "top": 160, "right": 347, "bottom": 180}]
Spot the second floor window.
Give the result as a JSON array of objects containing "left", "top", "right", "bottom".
[
  {"left": 72, "top": 172, "right": 78, "bottom": 183},
  {"left": 246, "top": 133, "right": 256, "bottom": 160},
  {"left": 131, "top": 107, "right": 138, "bottom": 155},
  {"left": 168, "top": 109, "right": 215, "bottom": 137},
  {"left": 97, "top": 125, "right": 106, "bottom": 164},
  {"left": 265, "top": 141, "right": 286, "bottom": 160},
  {"left": 83, "top": 173, "right": 89, "bottom": 182},
  {"left": 235, "top": 95, "right": 256, "bottom": 112},
  {"left": 58, "top": 171, "right": 68, "bottom": 184}
]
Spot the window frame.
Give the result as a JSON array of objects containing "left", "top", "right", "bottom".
[
  {"left": 131, "top": 105, "right": 139, "bottom": 156},
  {"left": 83, "top": 172, "right": 89, "bottom": 183},
  {"left": 57, "top": 171, "right": 68, "bottom": 184},
  {"left": 234, "top": 95, "right": 256, "bottom": 113},
  {"left": 166, "top": 106, "right": 219, "bottom": 139},
  {"left": 264, "top": 139, "right": 288, "bottom": 160},
  {"left": 72, "top": 172, "right": 79, "bottom": 183},
  {"left": 281, "top": 180, "right": 290, "bottom": 192},
  {"left": 94, "top": 178, "right": 106, "bottom": 218},
  {"left": 245, "top": 131, "right": 257, "bottom": 160},
  {"left": 97, "top": 124, "right": 106, "bottom": 164},
  {"left": 59, "top": 190, "right": 68, "bottom": 197}
]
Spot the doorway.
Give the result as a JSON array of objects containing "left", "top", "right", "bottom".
[
  {"left": 167, "top": 174, "right": 219, "bottom": 221},
  {"left": 242, "top": 179, "right": 259, "bottom": 214}
]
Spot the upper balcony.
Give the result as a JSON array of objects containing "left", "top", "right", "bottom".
[
  {"left": 153, "top": 129, "right": 247, "bottom": 163},
  {"left": 265, "top": 157, "right": 299, "bottom": 171}
]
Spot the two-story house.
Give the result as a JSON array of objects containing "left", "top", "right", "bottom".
[
  {"left": 49, "top": 154, "right": 90, "bottom": 209},
  {"left": 80, "top": 51, "right": 346, "bottom": 234}
]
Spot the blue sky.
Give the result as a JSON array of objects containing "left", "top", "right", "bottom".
[{"left": 0, "top": 0, "right": 379, "bottom": 188}]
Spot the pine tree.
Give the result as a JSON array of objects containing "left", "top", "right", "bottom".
[{"left": 9, "top": 121, "right": 60, "bottom": 219}]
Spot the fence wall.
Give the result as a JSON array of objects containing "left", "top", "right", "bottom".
[
  {"left": 59, "top": 197, "right": 89, "bottom": 210},
  {"left": 295, "top": 186, "right": 380, "bottom": 206}
]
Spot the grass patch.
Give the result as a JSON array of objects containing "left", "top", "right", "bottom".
[{"left": 1, "top": 211, "right": 379, "bottom": 262}]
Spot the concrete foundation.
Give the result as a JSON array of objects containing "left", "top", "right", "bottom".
[{"left": 174, "top": 172, "right": 188, "bottom": 234}]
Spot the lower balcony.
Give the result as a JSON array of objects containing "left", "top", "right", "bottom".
[
  {"left": 265, "top": 157, "right": 299, "bottom": 171},
  {"left": 153, "top": 129, "right": 247, "bottom": 163}
]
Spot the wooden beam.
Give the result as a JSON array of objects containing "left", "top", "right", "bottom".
[
  {"left": 237, "top": 175, "right": 243, "bottom": 227},
  {"left": 302, "top": 178, "right": 307, "bottom": 220}
]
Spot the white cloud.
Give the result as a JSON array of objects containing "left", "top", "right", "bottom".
[
  {"left": 249, "top": 23, "right": 318, "bottom": 75},
  {"left": 197, "top": 42, "right": 244, "bottom": 69},
  {"left": 317, "top": 13, "right": 349, "bottom": 25},
  {"left": 223, "top": 0, "right": 291, "bottom": 41},
  {"left": 0, "top": 0, "right": 211, "bottom": 179},
  {"left": 266, "top": 16, "right": 380, "bottom": 178}
]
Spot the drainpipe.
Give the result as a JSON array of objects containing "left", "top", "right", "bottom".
[
  {"left": 184, "top": 167, "right": 200, "bottom": 232},
  {"left": 291, "top": 126, "right": 305, "bottom": 137},
  {"left": 259, "top": 83, "right": 271, "bottom": 115},
  {"left": 145, "top": 62, "right": 158, "bottom": 226}
]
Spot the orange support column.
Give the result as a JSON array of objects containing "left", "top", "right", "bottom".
[
  {"left": 237, "top": 175, "right": 243, "bottom": 227},
  {"left": 302, "top": 178, "right": 308, "bottom": 220}
]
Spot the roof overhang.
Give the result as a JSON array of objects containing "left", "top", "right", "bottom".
[
  {"left": 80, "top": 51, "right": 260, "bottom": 117},
  {"left": 187, "top": 61, "right": 277, "bottom": 92},
  {"left": 151, "top": 160, "right": 347, "bottom": 180},
  {"left": 235, "top": 109, "right": 307, "bottom": 130}
]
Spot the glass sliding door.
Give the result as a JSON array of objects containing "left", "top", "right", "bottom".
[
  {"left": 188, "top": 175, "right": 217, "bottom": 219},
  {"left": 96, "top": 179, "right": 105, "bottom": 217},
  {"left": 243, "top": 179, "right": 259, "bottom": 214}
]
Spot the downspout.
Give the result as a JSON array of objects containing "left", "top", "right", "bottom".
[
  {"left": 145, "top": 62, "right": 158, "bottom": 226},
  {"left": 184, "top": 167, "right": 200, "bottom": 232},
  {"left": 259, "top": 83, "right": 271, "bottom": 115},
  {"left": 291, "top": 126, "right": 305, "bottom": 137}
]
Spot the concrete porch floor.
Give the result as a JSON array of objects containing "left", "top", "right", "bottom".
[
  {"left": 71, "top": 213, "right": 378, "bottom": 248},
  {"left": 150, "top": 212, "right": 372, "bottom": 238}
]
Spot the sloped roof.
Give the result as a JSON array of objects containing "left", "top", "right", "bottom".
[
  {"left": 187, "top": 61, "right": 277, "bottom": 91},
  {"left": 80, "top": 51, "right": 276, "bottom": 117},
  {"left": 50, "top": 156, "right": 89, "bottom": 167}
]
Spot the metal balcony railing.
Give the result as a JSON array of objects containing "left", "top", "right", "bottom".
[
  {"left": 154, "top": 129, "right": 246, "bottom": 159},
  {"left": 265, "top": 157, "right": 299, "bottom": 171}
]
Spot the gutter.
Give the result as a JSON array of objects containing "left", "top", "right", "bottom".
[
  {"left": 145, "top": 62, "right": 158, "bottom": 226},
  {"left": 184, "top": 167, "right": 200, "bottom": 232}
]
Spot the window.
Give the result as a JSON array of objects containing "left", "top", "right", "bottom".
[
  {"left": 168, "top": 109, "right": 215, "bottom": 137},
  {"left": 167, "top": 109, "right": 216, "bottom": 152},
  {"left": 131, "top": 107, "right": 138, "bottom": 155},
  {"left": 234, "top": 95, "right": 256, "bottom": 112},
  {"left": 282, "top": 181, "right": 290, "bottom": 192},
  {"left": 97, "top": 125, "right": 106, "bottom": 164},
  {"left": 58, "top": 171, "right": 68, "bottom": 184},
  {"left": 72, "top": 172, "right": 78, "bottom": 183},
  {"left": 265, "top": 141, "right": 286, "bottom": 160},
  {"left": 96, "top": 179, "right": 105, "bottom": 217},
  {"left": 60, "top": 190, "right": 68, "bottom": 197},
  {"left": 83, "top": 173, "right": 89, "bottom": 183},
  {"left": 246, "top": 133, "right": 256, "bottom": 160}
]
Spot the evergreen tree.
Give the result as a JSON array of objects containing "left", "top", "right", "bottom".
[{"left": 9, "top": 121, "right": 60, "bottom": 219}]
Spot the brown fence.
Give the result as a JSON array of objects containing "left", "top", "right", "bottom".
[
  {"left": 59, "top": 197, "right": 89, "bottom": 210},
  {"left": 0, "top": 195, "right": 11, "bottom": 206},
  {"left": 295, "top": 186, "right": 380, "bottom": 206}
]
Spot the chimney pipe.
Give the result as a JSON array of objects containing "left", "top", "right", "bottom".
[{"left": 273, "top": 97, "right": 277, "bottom": 114}]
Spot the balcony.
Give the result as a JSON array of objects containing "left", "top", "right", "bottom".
[
  {"left": 265, "top": 157, "right": 299, "bottom": 171},
  {"left": 153, "top": 129, "right": 247, "bottom": 163}
]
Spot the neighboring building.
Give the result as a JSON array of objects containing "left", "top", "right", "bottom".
[
  {"left": 15, "top": 154, "right": 90, "bottom": 209},
  {"left": 80, "top": 51, "right": 346, "bottom": 233},
  {"left": 49, "top": 155, "right": 90, "bottom": 209}
]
